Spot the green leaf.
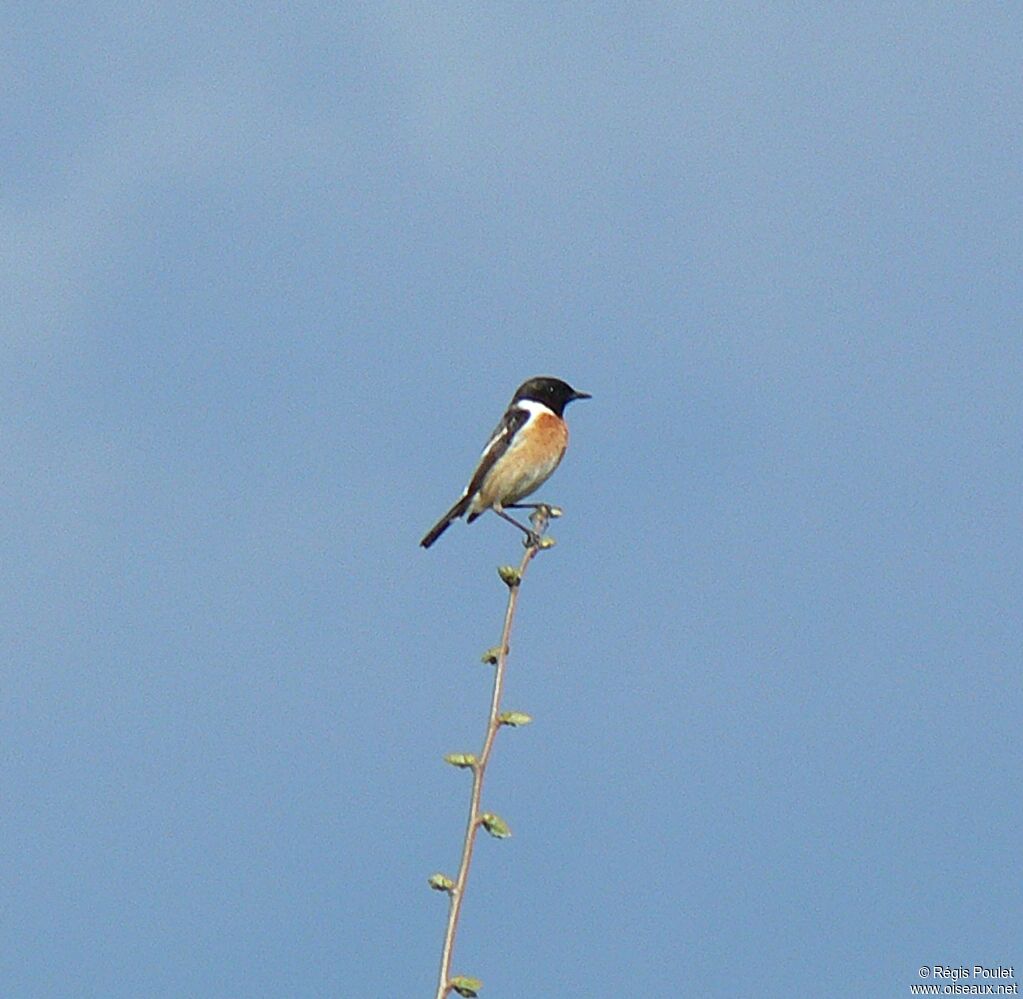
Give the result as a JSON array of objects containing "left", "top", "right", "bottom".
[
  {"left": 480, "top": 646, "right": 501, "bottom": 665},
  {"left": 427, "top": 873, "right": 455, "bottom": 892},
  {"left": 443, "top": 753, "right": 477, "bottom": 769},
  {"left": 498, "top": 711, "right": 533, "bottom": 727},
  {"left": 479, "top": 813, "right": 512, "bottom": 839},
  {"left": 539, "top": 536, "right": 556, "bottom": 549},
  {"left": 497, "top": 565, "right": 521, "bottom": 587},
  {"left": 450, "top": 976, "right": 483, "bottom": 997}
]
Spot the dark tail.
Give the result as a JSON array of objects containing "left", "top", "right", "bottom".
[{"left": 420, "top": 496, "right": 470, "bottom": 548}]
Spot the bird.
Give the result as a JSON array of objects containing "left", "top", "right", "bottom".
[{"left": 420, "top": 376, "right": 591, "bottom": 548}]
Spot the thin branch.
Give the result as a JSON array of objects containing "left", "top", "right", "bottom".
[{"left": 433, "top": 506, "right": 554, "bottom": 999}]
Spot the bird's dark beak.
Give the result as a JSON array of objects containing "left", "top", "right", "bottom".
[{"left": 571, "top": 390, "right": 592, "bottom": 401}]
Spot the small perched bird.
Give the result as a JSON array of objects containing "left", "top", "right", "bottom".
[{"left": 420, "top": 376, "right": 591, "bottom": 548}]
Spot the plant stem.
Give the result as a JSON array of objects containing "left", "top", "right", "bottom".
[{"left": 433, "top": 508, "right": 552, "bottom": 999}]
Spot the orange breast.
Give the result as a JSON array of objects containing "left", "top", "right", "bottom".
[{"left": 474, "top": 412, "right": 569, "bottom": 512}]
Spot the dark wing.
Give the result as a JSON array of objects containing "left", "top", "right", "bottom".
[
  {"left": 419, "top": 406, "right": 530, "bottom": 548},
  {"left": 462, "top": 406, "right": 529, "bottom": 501}
]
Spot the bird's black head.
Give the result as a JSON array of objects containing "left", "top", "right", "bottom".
[{"left": 513, "top": 376, "right": 591, "bottom": 417}]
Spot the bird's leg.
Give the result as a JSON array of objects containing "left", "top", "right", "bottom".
[
  {"left": 493, "top": 507, "right": 542, "bottom": 548},
  {"left": 507, "top": 502, "right": 561, "bottom": 518},
  {"left": 508, "top": 502, "right": 560, "bottom": 530}
]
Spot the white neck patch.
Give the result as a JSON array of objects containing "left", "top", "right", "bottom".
[{"left": 516, "top": 398, "right": 555, "bottom": 419}]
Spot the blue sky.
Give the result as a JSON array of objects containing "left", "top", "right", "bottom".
[{"left": 3, "top": 5, "right": 1020, "bottom": 997}]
